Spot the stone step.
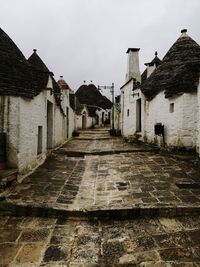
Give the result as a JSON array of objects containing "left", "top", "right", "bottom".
[
  {"left": 57, "top": 147, "right": 153, "bottom": 157},
  {"left": 79, "top": 131, "right": 109, "bottom": 135},
  {"left": 74, "top": 136, "right": 115, "bottom": 141},
  {"left": 1, "top": 201, "right": 200, "bottom": 220},
  {"left": 0, "top": 168, "right": 18, "bottom": 194}
]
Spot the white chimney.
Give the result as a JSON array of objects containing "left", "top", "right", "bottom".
[
  {"left": 145, "top": 52, "right": 161, "bottom": 79},
  {"left": 125, "top": 48, "right": 141, "bottom": 83},
  {"left": 145, "top": 63, "right": 156, "bottom": 78}
]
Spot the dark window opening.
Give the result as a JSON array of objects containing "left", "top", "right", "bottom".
[
  {"left": 136, "top": 99, "right": 142, "bottom": 132},
  {"left": 170, "top": 103, "right": 174, "bottom": 113},
  {"left": 37, "top": 126, "right": 43, "bottom": 154}
]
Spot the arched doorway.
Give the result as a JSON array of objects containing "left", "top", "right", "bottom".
[{"left": 82, "top": 111, "right": 87, "bottom": 129}]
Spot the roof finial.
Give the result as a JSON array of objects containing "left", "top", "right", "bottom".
[
  {"left": 181, "top": 29, "right": 187, "bottom": 33},
  {"left": 60, "top": 75, "right": 63, "bottom": 78},
  {"left": 90, "top": 80, "right": 93, "bottom": 83},
  {"left": 83, "top": 80, "right": 86, "bottom": 83},
  {"left": 33, "top": 49, "right": 37, "bottom": 53},
  {"left": 155, "top": 51, "right": 158, "bottom": 56}
]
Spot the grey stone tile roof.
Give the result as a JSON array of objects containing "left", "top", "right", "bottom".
[
  {"left": 75, "top": 84, "right": 112, "bottom": 110},
  {"left": 27, "top": 50, "right": 50, "bottom": 96},
  {"left": 0, "top": 28, "right": 34, "bottom": 97},
  {"left": 141, "top": 30, "right": 200, "bottom": 99},
  {"left": 0, "top": 28, "right": 63, "bottom": 114}
]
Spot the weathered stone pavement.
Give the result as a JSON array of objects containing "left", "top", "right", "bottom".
[
  {"left": 1, "top": 128, "right": 200, "bottom": 217},
  {"left": 1, "top": 215, "right": 200, "bottom": 266},
  {"left": 1, "top": 128, "right": 200, "bottom": 266}
]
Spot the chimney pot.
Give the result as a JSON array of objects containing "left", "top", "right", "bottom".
[
  {"left": 125, "top": 48, "right": 141, "bottom": 83},
  {"left": 126, "top": 48, "right": 140, "bottom": 54},
  {"left": 181, "top": 29, "right": 187, "bottom": 33}
]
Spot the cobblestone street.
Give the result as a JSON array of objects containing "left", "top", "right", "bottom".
[{"left": 1, "top": 128, "right": 200, "bottom": 266}]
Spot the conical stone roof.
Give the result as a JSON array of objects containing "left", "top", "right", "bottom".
[
  {"left": 28, "top": 49, "right": 49, "bottom": 72},
  {"left": 75, "top": 84, "right": 112, "bottom": 109},
  {"left": 0, "top": 28, "right": 33, "bottom": 97},
  {"left": 28, "top": 50, "right": 61, "bottom": 101},
  {"left": 28, "top": 50, "right": 50, "bottom": 95},
  {"left": 141, "top": 30, "right": 200, "bottom": 99}
]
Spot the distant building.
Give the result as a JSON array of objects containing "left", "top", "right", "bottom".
[
  {"left": 114, "top": 95, "right": 121, "bottom": 131},
  {"left": 0, "top": 28, "right": 69, "bottom": 179},
  {"left": 120, "top": 29, "right": 200, "bottom": 152},
  {"left": 75, "top": 83, "right": 112, "bottom": 128},
  {"left": 57, "top": 76, "right": 76, "bottom": 137}
]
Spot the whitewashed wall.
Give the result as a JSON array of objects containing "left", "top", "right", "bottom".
[
  {"left": 2, "top": 80, "right": 70, "bottom": 177},
  {"left": 76, "top": 115, "right": 94, "bottom": 129},
  {"left": 196, "top": 79, "right": 200, "bottom": 154},
  {"left": 96, "top": 108, "right": 110, "bottom": 127},
  {"left": 121, "top": 80, "right": 145, "bottom": 137},
  {"left": 54, "top": 105, "right": 65, "bottom": 147},
  {"left": 76, "top": 106, "right": 94, "bottom": 130},
  {"left": 121, "top": 80, "right": 134, "bottom": 136},
  {"left": 114, "top": 105, "right": 121, "bottom": 130},
  {"left": 144, "top": 91, "right": 197, "bottom": 148},
  {"left": 17, "top": 92, "right": 47, "bottom": 174},
  {"left": 68, "top": 106, "right": 75, "bottom": 137}
]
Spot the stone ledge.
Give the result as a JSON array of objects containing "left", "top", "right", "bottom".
[{"left": 1, "top": 202, "right": 200, "bottom": 220}]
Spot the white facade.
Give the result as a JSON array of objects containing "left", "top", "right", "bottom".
[
  {"left": 196, "top": 79, "right": 200, "bottom": 154},
  {"left": 0, "top": 75, "right": 71, "bottom": 178},
  {"left": 76, "top": 106, "right": 94, "bottom": 130},
  {"left": 121, "top": 80, "right": 145, "bottom": 138},
  {"left": 121, "top": 83, "right": 198, "bottom": 150},
  {"left": 144, "top": 91, "right": 198, "bottom": 148},
  {"left": 96, "top": 108, "right": 110, "bottom": 127},
  {"left": 114, "top": 103, "right": 121, "bottom": 130},
  {"left": 120, "top": 55, "right": 200, "bottom": 151}
]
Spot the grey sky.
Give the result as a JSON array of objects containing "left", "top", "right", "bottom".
[{"left": 1, "top": 0, "right": 200, "bottom": 98}]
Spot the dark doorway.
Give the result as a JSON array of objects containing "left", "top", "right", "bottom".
[
  {"left": 136, "top": 99, "right": 142, "bottom": 132},
  {"left": 37, "top": 126, "right": 43, "bottom": 154},
  {"left": 102, "top": 112, "right": 104, "bottom": 124},
  {"left": 0, "top": 133, "right": 6, "bottom": 166},
  {"left": 82, "top": 112, "right": 87, "bottom": 129},
  {"left": 47, "top": 101, "right": 53, "bottom": 149}
]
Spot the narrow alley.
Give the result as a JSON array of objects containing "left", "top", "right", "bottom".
[{"left": 0, "top": 129, "right": 200, "bottom": 266}]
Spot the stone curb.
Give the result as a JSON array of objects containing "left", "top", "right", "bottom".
[
  {"left": 74, "top": 137, "right": 114, "bottom": 140},
  {"left": 1, "top": 202, "right": 200, "bottom": 220},
  {"left": 56, "top": 148, "right": 154, "bottom": 157}
]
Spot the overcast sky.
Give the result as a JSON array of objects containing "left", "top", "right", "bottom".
[{"left": 1, "top": 0, "right": 200, "bottom": 98}]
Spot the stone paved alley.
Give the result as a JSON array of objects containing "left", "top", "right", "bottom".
[{"left": 1, "top": 128, "right": 200, "bottom": 266}]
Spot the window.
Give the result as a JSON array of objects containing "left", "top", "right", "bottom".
[
  {"left": 127, "top": 109, "right": 130, "bottom": 117},
  {"left": 37, "top": 126, "right": 43, "bottom": 154},
  {"left": 136, "top": 99, "right": 142, "bottom": 132},
  {"left": 170, "top": 103, "right": 174, "bottom": 113}
]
